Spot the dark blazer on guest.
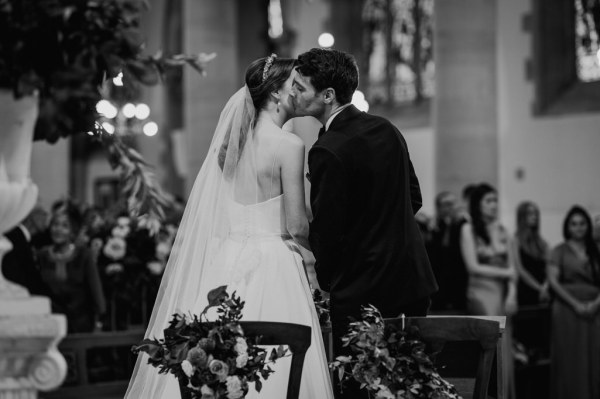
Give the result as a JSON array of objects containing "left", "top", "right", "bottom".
[
  {"left": 2, "top": 226, "right": 52, "bottom": 297},
  {"left": 308, "top": 105, "right": 438, "bottom": 325}
]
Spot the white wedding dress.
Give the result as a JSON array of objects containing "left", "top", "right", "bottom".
[
  {"left": 153, "top": 195, "right": 333, "bottom": 399},
  {"left": 125, "top": 87, "right": 333, "bottom": 398}
]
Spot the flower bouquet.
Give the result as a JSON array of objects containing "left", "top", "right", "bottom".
[
  {"left": 132, "top": 286, "right": 288, "bottom": 399},
  {"left": 330, "top": 305, "right": 461, "bottom": 399}
]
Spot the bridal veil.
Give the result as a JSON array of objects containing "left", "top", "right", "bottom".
[{"left": 125, "top": 86, "right": 263, "bottom": 398}]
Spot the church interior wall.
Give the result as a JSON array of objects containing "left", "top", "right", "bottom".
[{"left": 498, "top": 0, "right": 600, "bottom": 244}]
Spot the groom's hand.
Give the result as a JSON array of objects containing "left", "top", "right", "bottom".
[{"left": 314, "top": 260, "right": 332, "bottom": 292}]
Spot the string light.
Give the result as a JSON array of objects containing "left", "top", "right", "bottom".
[
  {"left": 112, "top": 72, "right": 123, "bottom": 86},
  {"left": 95, "top": 101, "right": 157, "bottom": 137},
  {"left": 122, "top": 103, "right": 136, "bottom": 118},
  {"left": 352, "top": 90, "right": 369, "bottom": 112},
  {"left": 143, "top": 122, "right": 158, "bottom": 137},
  {"left": 135, "top": 104, "right": 150, "bottom": 120},
  {"left": 318, "top": 33, "right": 335, "bottom": 48},
  {"left": 102, "top": 122, "right": 115, "bottom": 134}
]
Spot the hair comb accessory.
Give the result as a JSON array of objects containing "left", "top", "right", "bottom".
[{"left": 262, "top": 53, "right": 278, "bottom": 82}]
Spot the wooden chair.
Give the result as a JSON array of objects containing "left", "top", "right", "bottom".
[
  {"left": 177, "top": 322, "right": 311, "bottom": 399},
  {"left": 384, "top": 316, "right": 504, "bottom": 399},
  {"left": 178, "top": 321, "right": 311, "bottom": 399},
  {"left": 237, "top": 321, "right": 311, "bottom": 399}
]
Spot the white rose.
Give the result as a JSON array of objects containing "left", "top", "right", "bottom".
[
  {"left": 235, "top": 353, "right": 248, "bottom": 368},
  {"left": 225, "top": 376, "right": 244, "bottom": 399},
  {"left": 137, "top": 214, "right": 162, "bottom": 235},
  {"left": 234, "top": 337, "right": 248, "bottom": 355},
  {"left": 103, "top": 236, "right": 127, "bottom": 260},
  {"left": 166, "top": 224, "right": 178, "bottom": 240},
  {"left": 117, "top": 216, "right": 131, "bottom": 227},
  {"left": 181, "top": 360, "right": 194, "bottom": 378},
  {"left": 200, "top": 384, "right": 215, "bottom": 399},
  {"left": 111, "top": 225, "right": 130, "bottom": 238},
  {"left": 208, "top": 359, "right": 229, "bottom": 382},
  {"left": 156, "top": 240, "right": 172, "bottom": 262},
  {"left": 105, "top": 263, "right": 124, "bottom": 275},
  {"left": 146, "top": 261, "right": 165, "bottom": 275}
]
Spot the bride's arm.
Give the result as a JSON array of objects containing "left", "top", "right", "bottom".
[{"left": 281, "top": 134, "right": 311, "bottom": 250}]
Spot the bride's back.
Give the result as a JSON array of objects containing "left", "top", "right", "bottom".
[{"left": 233, "top": 118, "right": 285, "bottom": 205}]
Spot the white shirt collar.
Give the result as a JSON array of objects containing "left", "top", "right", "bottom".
[
  {"left": 18, "top": 224, "right": 32, "bottom": 242},
  {"left": 324, "top": 103, "right": 352, "bottom": 131}
]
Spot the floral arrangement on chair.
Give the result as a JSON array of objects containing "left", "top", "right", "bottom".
[
  {"left": 330, "top": 305, "right": 461, "bottom": 399},
  {"left": 132, "top": 286, "right": 288, "bottom": 399},
  {"left": 312, "top": 289, "right": 331, "bottom": 328}
]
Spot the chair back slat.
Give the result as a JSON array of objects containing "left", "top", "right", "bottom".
[
  {"left": 240, "top": 321, "right": 311, "bottom": 399},
  {"left": 384, "top": 316, "right": 502, "bottom": 399}
]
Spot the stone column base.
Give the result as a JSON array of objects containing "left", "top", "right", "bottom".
[{"left": 0, "top": 303, "right": 67, "bottom": 399}]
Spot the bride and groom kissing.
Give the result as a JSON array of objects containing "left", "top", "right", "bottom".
[{"left": 126, "top": 48, "right": 438, "bottom": 398}]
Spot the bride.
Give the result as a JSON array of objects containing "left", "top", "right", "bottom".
[{"left": 125, "top": 54, "right": 334, "bottom": 398}]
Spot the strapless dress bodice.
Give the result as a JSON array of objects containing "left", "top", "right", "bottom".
[{"left": 228, "top": 194, "right": 288, "bottom": 238}]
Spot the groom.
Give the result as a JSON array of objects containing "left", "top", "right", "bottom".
[{"left": 292, "top": 48, "right": 438, "bottom": 397}]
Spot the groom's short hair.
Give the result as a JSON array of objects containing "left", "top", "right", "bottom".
[{"left": 296, "top": 48, "right": 358, "bottom": 105}]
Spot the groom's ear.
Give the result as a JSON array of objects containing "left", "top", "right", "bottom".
[{"left": 322, "top": 88, "right": 336, "bottom": 104}]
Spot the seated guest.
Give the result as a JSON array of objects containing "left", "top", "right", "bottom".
[
  {"left": 512, "top": 201, "right": 550, "bottom": 307},
  {"left": 428, "top": 191, "right": 468, "bottom": 312},
  {"left": 38, "top": 202, "right": 106, "bottom": 333},
  {"left": 2, "top": 206, "right": 51, "bottom": 296}
]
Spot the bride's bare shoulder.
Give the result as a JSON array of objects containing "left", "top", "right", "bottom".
[
  {"left": 256, "top": 123, "right": 304, "bottom": 153},
  {"left": 280, "top": 130, "right": 304, "bottom": 149}
]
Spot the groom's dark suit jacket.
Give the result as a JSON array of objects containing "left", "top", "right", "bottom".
[{"left": 308, "top": 105, "right": 438, "bottom": 327}]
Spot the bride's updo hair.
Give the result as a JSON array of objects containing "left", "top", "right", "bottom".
[
  {"left": 245, "top": 55, "right": 297, "bottom": 112},
  {"left": 217, "top": 56, "right": 296, "bottom": 175}
]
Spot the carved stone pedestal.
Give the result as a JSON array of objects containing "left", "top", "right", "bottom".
[
  {"left": 0, "top": 312, "right": 67, "bottom": 399},
  {"left": 0, "top": 234, "right": 67, "bottom": 399}
]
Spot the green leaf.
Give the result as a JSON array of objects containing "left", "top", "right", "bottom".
[
  {"left": 276, "top": 345, "right": 287, "bottom": 358},
  {"left": 132, "top": 339, "right": 163, "bottom": 360},
  {"left": 205, "top": 285, "right": 229, "bottom": 308},
  {"left": 255, "top": 378, "right": 262, "bottom": 392},
  {"left": 338, "top": 365, "right": 345, "bottom": 382}
]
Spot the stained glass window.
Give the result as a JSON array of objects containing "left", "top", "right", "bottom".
[
  {"left": 363, "top": 0, "right": 434, "bottom": 105},
  {"left": 575, "top": 0, "right": 600, "bottom": 82}
]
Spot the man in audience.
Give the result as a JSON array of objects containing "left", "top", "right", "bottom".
[
  {"left": 428, "top": 191, "right": 468, "bottom": 312},
  {"left": 2, "top": 206, "right": 52, "bottom": 296}
]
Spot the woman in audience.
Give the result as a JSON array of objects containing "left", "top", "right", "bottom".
[
  {"left": 38, "top": 202, "right": 106, "bottom": 333},
  {"left": 513, "top": 201, "right": 550, "bottom": 307},
  {"left": 460, "top": 183, "right": 517, "bottom": 315},
  {"left": 460, "top": 183, "right": 516, "bottom": 398},
  {"left": 548, "top": 205, "right": 600, "bottom": 399}
]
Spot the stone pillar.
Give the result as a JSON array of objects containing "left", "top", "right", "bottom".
[
  {"left": 182, "top": 0, "right": 240, "bottom": 193},
  {"left": 433, "top": 0, "right": 498, "bottom": 194},
  {"left": 0, "top": 92, "right": 68, "bottom": 399}
]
